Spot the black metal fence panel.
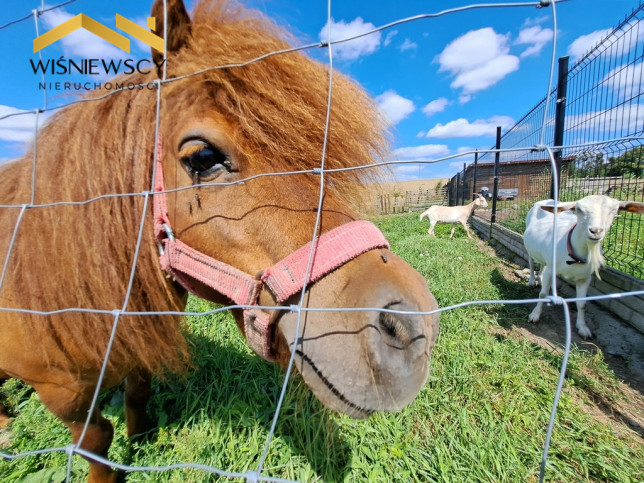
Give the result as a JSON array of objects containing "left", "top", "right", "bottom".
[{"left": 449, "top": 4, "right": 644, "bottom": 278}]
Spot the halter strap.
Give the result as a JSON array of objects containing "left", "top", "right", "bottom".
[
  {"left": 566, "top": 223, "right": 586, "bottom": 265},
  {"left": 152, "top": 136, "right": 389, "bottom": 361}
]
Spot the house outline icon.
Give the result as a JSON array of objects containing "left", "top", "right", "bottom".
[{"left": 33, "top": 13, "right": 165, "bottom": 54}]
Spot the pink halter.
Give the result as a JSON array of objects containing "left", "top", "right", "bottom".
[{"left": 152, "top": 137, "right": 390, "bottom": 361}]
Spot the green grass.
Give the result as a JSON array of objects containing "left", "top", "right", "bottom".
[{"left": 1, "top": 212, "right": 643, "bottom": 482}]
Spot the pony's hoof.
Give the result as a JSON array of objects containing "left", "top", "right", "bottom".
[
  {"left": 0, "top": 416, "right": 11, "bottom": 429},
  {"left": 0, "top": 404, "right": 11, "bottom": 429}
]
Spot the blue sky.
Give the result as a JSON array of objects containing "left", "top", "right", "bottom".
[{"left": 0, "top": 0, "right": 639, "bottom": 180}]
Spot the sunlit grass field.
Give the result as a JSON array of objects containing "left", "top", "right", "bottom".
[{"left": 1, "top": 212, "right": 643, "bottom": 482}]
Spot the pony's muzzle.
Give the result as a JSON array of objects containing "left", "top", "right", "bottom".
[
  {"left": 272, "top": 250, "right": 439, "bottom": 417},
  {"left": 362, "top": 297, "right": 433, "bottom": 408}
]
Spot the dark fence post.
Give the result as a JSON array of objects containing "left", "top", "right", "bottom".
[
  {"left": 491, "top": 126, "right": 501, "bottom": 223},
  {"left": 461, "top": 163, "right": 466, "bottom": 204},
  {"left": 450, "top": 177, "right": 456, "bottom": 205},
  {"left": 551, "top": 55, "right": 569, "bottom": 199},
  {"left": 472, "top": 151, "right": 478, "bottom": 198}
]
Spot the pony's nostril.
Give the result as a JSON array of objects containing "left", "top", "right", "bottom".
[
  {"left": 378, "top": 303, "right": 412, "bottom": 347},
  {"left": 379, "top": 312, "right": 397, "bottom": 338}
]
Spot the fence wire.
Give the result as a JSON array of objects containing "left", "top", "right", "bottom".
[{"left": 0, "top": 0, "right": 640, "bottom": 482}]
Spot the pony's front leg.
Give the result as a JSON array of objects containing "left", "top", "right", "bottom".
[
  {"left": 37, "top": 383, "right": 116, "bottom": 483},
  {"left": 529, "top": 265, "right": 552, "bottom": 323},
  {"left": 125, "top": 368, "right": 152, "bottom": 439},
  {"left": 0, "top": 377, "right": 11, "bottom": 428},
  {"left": 575, "top": 277, "right": 593, "bottom": 339},
  {"left": 68, "top": 416, "right": 116, "bottom": 483}
]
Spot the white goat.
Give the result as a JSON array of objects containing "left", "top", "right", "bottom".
[
  {"left": 420, "top": 194, "right": 488, "bottom": 239},
  {"left": 523, "top": 195, "right": 644, "bottom": 338}
]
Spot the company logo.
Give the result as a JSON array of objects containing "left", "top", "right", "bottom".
[{"left": 33, "top": 14, "right": 164, "bottom": 54}]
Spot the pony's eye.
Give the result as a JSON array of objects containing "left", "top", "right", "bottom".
[{"left": 179, "top": 141, "right": 231, "bottom": 179}]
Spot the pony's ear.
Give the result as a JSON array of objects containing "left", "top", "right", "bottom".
[{"left": 150, "top": 0, "right": 192, "bottom": 73}]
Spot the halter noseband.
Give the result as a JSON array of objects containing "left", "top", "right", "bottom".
[{"left": 152, "top": 137, "right": 389, "bottom": 361}]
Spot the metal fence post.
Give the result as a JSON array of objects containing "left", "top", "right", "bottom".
[
  {"left": 461, "top": 163, "right": 466, "bottom": 204},
  {"left": 491, "top": 126, "right": 501, "bottom": 223},
  {"left": 472, "top": 151, "right": 478, "bottom": 198},
  {"left": 551, "top": 56, "right": 569, "bottom": 200}
]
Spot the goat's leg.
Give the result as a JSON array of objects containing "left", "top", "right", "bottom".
[
  {"left": 460, "top": 220, "right": 473, "bottom": 239},
  {"left": 125, "top": 368, "right": 152, "bottom": 439},
  {"left": 428, "top": 220, "right": 436, "bottom": 237},
  {"left": 449, "top": 224, "right": 456, "bottom": 239},
  {"left": 527, "top": 257, "right": 537, "bottom": 286},
  {"left": 529, "top": 265, "right": 552, "bottom": 323},
  {"left": 575, "top": 277, "right": 593, "bottom": 339},
  {"left": 36, "top": 382, "right": 117, "bottom": 483}
]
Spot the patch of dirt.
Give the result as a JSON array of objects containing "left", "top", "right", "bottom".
[{"left": 481, "top": 240, "right": 644, "bottom": 443}]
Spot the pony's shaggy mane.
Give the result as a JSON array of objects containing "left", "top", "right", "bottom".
[
  {"left": 0, "top": 0, "right": 390, "bottom": 376},
  {"left": 166, "top": 0, "right": 390, "bottom": 202}
]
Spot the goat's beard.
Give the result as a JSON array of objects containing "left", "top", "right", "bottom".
[{"left": 587, "top": 239, "right": 605, "bottom": 279}]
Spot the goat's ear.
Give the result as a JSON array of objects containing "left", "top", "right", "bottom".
[
  {"left": 618, "top": 201, "right": 644, "bottom": 214},
  {"left": 150, "top": 0, "right": 192, "bottom": 73},
  {"left": 540, "top": 201, "right": 576, "bottom": 214}
]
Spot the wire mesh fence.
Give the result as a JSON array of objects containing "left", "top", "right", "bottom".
[{"left": 1, "top": 0, "right": 643, "bottom": 482}]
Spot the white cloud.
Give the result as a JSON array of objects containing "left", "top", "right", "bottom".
[
  {"left": 376, "top": 90, "right": 415, "bottom": 125},
  {"left": 39, "top": 8, "right": 128, "bottom": 59},
  {"left": 0, "top": 106, "right": 49, "bottom": 143},
  {"left": 392, "top": 165, "right": 423, "bottom": 181},
  {"left": 399, "top": 38, "right": 417, "bottom": 52},
  {"left": 568, "top": 22, "right": 644, "bottom": 63},
  {"left": 392, "top": 144, "right": 450, "bottom": 160},
  {"left": 319, "top": 17, "right": 381, "bottom": 60},
  {"left": 522, "top": 16, "right": 549, "bottom": 28},
  {"left": 436, "top": 28, "right": 519, "bottom": 95},
  {"left": 604, "top": 62, "right": 644, "bottom": 99},
  {"left": 567, "top": 29, "right": 611, "bottom": 61},
  {"left": 384, "top": 29, "right": 398, "bottom": 47},
  {"left": 516, "top": 25, "right": 553, "bottom": 58},
  {"left": 566, "top": 103, "right": 644, "bottom": 137},
  {"left": 424, "top": 115, "right": 515, "bottom": 138},
  {"left": 449, "top": 55, "right": 520, "bottom": 94},
  {"left": 422, "top": 97, "right": 451, "bottom": 117},
  {"left": 395, "top": 165, "right": 423, "bottom": 173},
  {"left": 452, "top": 146, "right": 484, "bottom": 165}
]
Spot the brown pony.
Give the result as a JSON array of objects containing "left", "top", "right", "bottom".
[{"left": 0, "top": 0, "right": 439, "bottom": 481}]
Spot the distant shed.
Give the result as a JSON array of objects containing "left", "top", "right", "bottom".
[{"left": 451, "top": 158, "right": 574, "bottom": 203}]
